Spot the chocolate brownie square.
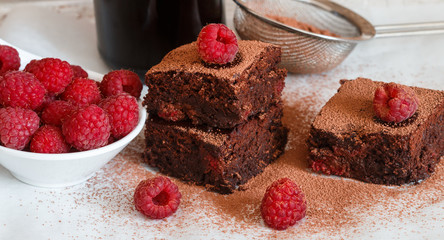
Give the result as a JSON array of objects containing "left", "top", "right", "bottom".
[
  {"left": 144, "top": 40, "right": 286, "bottom": 128},
  {"left": 307, "top": 78, "right": 444, "bottom": 185},
  {"left": 143, "top": 104, "right": 288, "bottom": 194}
]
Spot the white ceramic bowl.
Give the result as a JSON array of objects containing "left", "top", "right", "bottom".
[
  {"left": 0, "top": 107, "right": 146, "bottom": 188},
  {"left": 0, "top": 38, "right": 147, "bottom": 187}
]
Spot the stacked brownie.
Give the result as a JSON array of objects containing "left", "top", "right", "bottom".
[{"left": 143, "top": 40, "right": 288, "bottom": 194}]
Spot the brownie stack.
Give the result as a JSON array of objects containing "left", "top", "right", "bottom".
[{"left": 143, "top": 40, "right": 288, "bottom": 194}]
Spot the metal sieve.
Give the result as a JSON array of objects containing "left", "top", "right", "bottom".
[{"left": 233, "top": 0, "right": 444, "bottom": 74}]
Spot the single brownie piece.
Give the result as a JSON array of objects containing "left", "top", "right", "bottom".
[
  {"left": 144, "top": 40, "right": 286, "bottom": 128},
  {"left": 143, "top": 104, "right": 288, "bottom": 194},
  {"left": 307, "top": 78, "right": 444, "bottom": 185}
]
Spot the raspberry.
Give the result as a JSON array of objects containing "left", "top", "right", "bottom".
[
  {"left": 204, "top": 154, "right": 221, "bottom": 174},
  {"left": 310, "top": 159, "right": 345, "bottom": 176},
  {"left": 41, "top": 100, "right": 77, "bottom": 126},
  {"left": 62, "top": 104, "right": 111, "bottom": 151},
  {"left": 157, "top": 102, "right": 185, "bottom": 122},
  {"left": 274, "top": 79, "right": 285, "bottom": 95},
  {"left": 99, "top": 93, "right": 139, "bottom": 139},
  {"left": 100, "top": 69, "right": 142, "bottom": 99},
  {"left": 0, "top": 45, "right": 20, "bottom": 75},
  {"left": 35, "top": 93, "right": 57, "bottom": 113},
  {"left": 0, "top": 107, "right": 40, "bottom": 150},
  {"left": 107, "top": 135, "right": 115, "bottom": 145},
  {"left": 0, "top": 71, "right": 46, "bottom": 110},
  {"left": 197, "top": 23, "right": 238, "bottom": 64},
  {"left": 30, "top": 125, "right": 70, "bottom": 153},
  {"left": 134, "top": 176, "right": 181, "bottom": 219},
  {"left": 373, "top": 82, "right": 419, "bottom": 123},
  {"left": 24, "top": 58, "right": 73, "bottom": 95},
  {"left": 61, "top": 78, "right": 102, "bottom": 107},
  {"left": 261, "top": 178, "right": 306, "bottom": 230},
  {"left": 70, "top": 64, "right": 88, "bottom": 79}
]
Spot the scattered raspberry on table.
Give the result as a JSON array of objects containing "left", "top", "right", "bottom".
[
  {"left": 261, "top": 178, "right": 307, "bottom": 230},
  {"left": 134, "top": 176, "right": 182, "bottom": 219}
]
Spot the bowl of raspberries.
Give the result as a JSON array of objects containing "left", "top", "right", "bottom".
[{"left": 0, "top": 43, "right": 146, "bottom": 187}]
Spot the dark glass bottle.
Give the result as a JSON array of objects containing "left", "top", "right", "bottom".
[{"left": 94, "top": 0, "right": 225, "bottom": 78}]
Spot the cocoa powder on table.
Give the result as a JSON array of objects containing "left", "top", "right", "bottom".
[{"left": 80, "top": 76, "right": 442, "bottom": 239}]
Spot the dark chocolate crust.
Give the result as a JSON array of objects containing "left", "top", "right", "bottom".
[
  {"left": 143, "top": 104, "right": 288, "bottom": 194},
  {"left": 144, "top": 40, "right": 287, "bottom": 128},
  {"left": 307, "top": 78, "right": 444, "bottom": 185}
]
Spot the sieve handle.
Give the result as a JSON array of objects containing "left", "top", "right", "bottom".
[{"left": 374, "top": 21, "right": 444, "bottom": 38}]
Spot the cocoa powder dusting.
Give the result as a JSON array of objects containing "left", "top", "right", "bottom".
[
  {"left": 266, "top": 14, "right": 340, "bottom": 37},
  {"left": 57, "top": 76, "right": 442, "bottom": 239}
]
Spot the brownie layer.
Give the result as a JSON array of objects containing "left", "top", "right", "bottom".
[
  {"left": 308, "top": 78, "right": 444, "bottom": 185},
  {"left": 143, "top": 104, "right": 288, "bottom": 194},
  {"left": 144, "top": 40, "right": 287, "bottom": 128}
]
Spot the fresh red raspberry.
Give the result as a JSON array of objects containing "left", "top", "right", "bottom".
[
  {"left": 99, "top": 93, "right": 139, "bottom": 139},
  {"left": 0, "top": 107, "right": 40, "bottom": 150},
  {"left": 61, "top": 78, "right": 102, "bottom": 107},
  {"left": 24, "top": 58, "right": 73, "bottom": 95},
  {"left": 62, "top": 104, "right": 111, "bottom": 151},
  {"left": 107, "top": 135, "right": 115, "bottom": 145},
  {"left": 373, "top": 82, "right": 419, "bottom": 123},
  {"left": 41, "top": 100, "right": 77, "bottom": 126},
  {"left": 261, "top": 178, "right": 307, "bottom": 230},
  {"left": 197, "top": 23, "right": 238, "bottom": 64},
  {"left": 29, "top": 125, "right": 70, "bottom": 153},
  {"left": 157, "top": 102, "right": 185, "bottom": 122},
  {"left": 134, "top": 176, "right": 181, "bottom": 219},
  {"left": 0, "top": 45, "right": 20, "bottom": 75},
  {"left": 34, "top": 93, "right": 57, "bottom": 113},
  {"left": 70, "top": 64, "right": 88, "bottom": 79},
  {"left": 100, "top": 69, "right": 142, "bottom": 99},
  {"left": 0, "top": 71, "right": 46, "bottom": 110}
]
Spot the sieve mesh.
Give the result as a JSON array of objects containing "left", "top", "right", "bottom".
[{"left": 233, "top": 0, "right": 375, "bottom": 74}]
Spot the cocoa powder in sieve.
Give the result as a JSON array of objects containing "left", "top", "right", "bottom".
[{"left": 266, "top": 14, "right": 340, "bottom": 37}]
